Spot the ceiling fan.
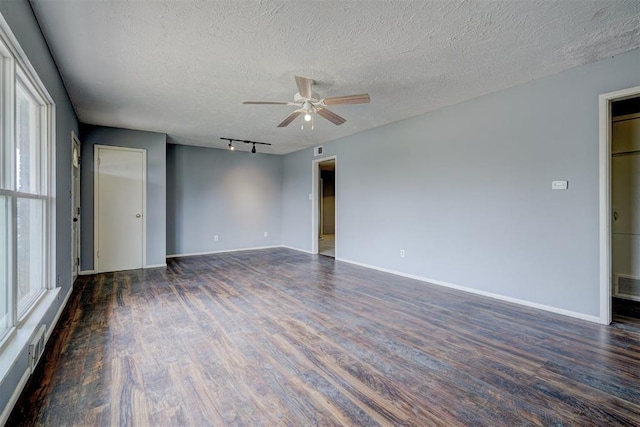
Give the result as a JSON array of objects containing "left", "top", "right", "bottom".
[{"left": 243, "top": 76, "right": 370, "bottom": 128}]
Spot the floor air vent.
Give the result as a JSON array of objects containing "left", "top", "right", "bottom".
[
  {"left": 615, "top": 275, "right": 640, "bottom": 302},
  {"left": 28, "top": 324, "right": 46, "bottom": 373}
]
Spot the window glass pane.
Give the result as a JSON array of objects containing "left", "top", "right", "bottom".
[
  {"left": 16, "top": 79, "right": 41, "bottom": 195},
  {"left": 0, "top": 196, "right": 10, "bottom": 339},
  {"left": 17, "top": 197, "right": 45, "bottom": 314},
  {"left": 0, "top": 58, "right": 9, "bottom": 191}
]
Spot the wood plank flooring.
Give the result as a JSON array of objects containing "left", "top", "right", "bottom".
[{"left": 8, "top": 248, "right": 640, "bottom": 426}]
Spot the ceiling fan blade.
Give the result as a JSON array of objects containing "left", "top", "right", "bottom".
[
  {"left": 277, "top": 111, "right": 302, "bottom": 127},
  {"left": 322, "top": 93, "right": 370, "bottom": 105},
  {"left": 243, "top": 101, "right": 294, "bottom": 105},
  {"left": 295, "top": 75, "right": 313, "bottom": 99},
  {"left": 316, "top": 108, "right": 346, "bottom": 125}
]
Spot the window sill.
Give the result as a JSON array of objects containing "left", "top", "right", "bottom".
[{"left": 0, "top": 286, "right": 62, "bottom": 387}]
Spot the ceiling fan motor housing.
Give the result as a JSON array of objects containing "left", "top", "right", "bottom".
[{"left": 294, "top": 91, "right": 321, "bottom": 103}]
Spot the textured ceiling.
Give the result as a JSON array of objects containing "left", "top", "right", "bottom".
[{"left": 30, "top": 0, "right": 639, "bottom": 155}]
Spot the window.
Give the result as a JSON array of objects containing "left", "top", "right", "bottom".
[{"left": 0, "top": 29, "right": 53, "bottom": 343}]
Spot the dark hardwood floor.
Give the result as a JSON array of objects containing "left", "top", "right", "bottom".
[
  {"left": 8, "top": 248, "right": 640, "bottom": 426},
  {"left": 614, "top": 297, "right": 640, "bottom": 329}
]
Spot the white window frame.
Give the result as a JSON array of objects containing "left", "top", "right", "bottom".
[{"left": 0, "top": 13, "right": 55, "bottom": 347}]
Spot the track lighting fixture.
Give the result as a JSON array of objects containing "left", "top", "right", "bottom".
[{"left": 220, "top": 137, "right": 272, "bottom": 154}]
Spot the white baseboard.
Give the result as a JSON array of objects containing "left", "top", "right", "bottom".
[
  {"left": 79, "top": 269, "right": 95, "bottom": 275},
  {"left": 280, "top": 245, "right": 314, "bottom": 254},
  {"left": 336, "top": 257, "right": 601, "bottom": 324},
  {"left": 0, "top": 367, "right": 29, "bottom": 426},
  {"left": 167, "top": 245, "right": 282, "bottom": 259},
  {"left": 144, "top": 263, "right": 167, "bottom": 269}
]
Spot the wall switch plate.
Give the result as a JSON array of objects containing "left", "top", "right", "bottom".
[
  {"left": 264, "top": 231, "right": 268, "bottom": 237},
  {"left": 214, "top": 235, "right": 218, "bottom": 241},
  {"left": 552, "top": 180, "right": 568, "bottom": 190},
  {"left": 400, "top": 249, "right": 405, "bottom": 258},
  {"left": 309, "top": 193, "right": 312, "bottom": 200}
]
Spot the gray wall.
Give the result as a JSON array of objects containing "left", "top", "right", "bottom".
[
  {"left": 282, "top": 49, "right": 640, "bottom": 318},
  {"left": 80, "top": 125, "right": 167, "bottom": 269},
  {"left": 167, "top": 143, "right": 282, "bottom": 255},
  {"left": 281, "top": 148, "right": 312, "bottom": 251},
  {"left": 0, "top": 0, "right": 78, "bottom": 417}
]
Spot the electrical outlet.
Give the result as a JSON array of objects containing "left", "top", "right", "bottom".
[
  {"left": 264, "top": 231, "right": 268, "bottom": 237},
  {"left": 400, "top": 249, "right": 405, "bottom": 258},
  {"left": 214, "top": 235, "right": 218, "bottom": 241}
]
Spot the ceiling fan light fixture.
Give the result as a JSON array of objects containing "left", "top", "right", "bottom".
[{"left": 304, "top": 112, "right": 312, "bottom": 122}]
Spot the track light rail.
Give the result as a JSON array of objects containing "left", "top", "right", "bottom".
[{"left": 220, "top": 137, "right": 272, "bottom": 153}]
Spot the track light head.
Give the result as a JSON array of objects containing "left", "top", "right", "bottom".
[
  {"left": 228, "top": 142, "right": 234, "bottom": 151},
  {"left": 251, "top": 143, "right": 256, "bottom": 154}
]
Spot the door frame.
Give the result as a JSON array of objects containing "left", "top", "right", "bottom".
[
  {"left": 93, "top": 144, "right": 147, "bottom": 273},
  {"left": 598, "top": 85, "right": 640, "bottom": 325},
  {"left": 311, "top": 155, "right": 337, "bottom": 255},
  {"left": 71, "top": 131, "right": 81, "bottom": 283}
]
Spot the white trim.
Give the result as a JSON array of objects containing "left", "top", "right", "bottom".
[
  {"left": 49, "top": 105, "right": 56, "bottom": 294},
  {"left": 94, "top": 145, "right": 147, "bottom": 273},
  {"left": 70, "top": 131, "right": 81, "bottom": 284},
  {"left": 337, "top": 257, "right": 601, "bottom": 323},
  {"left": 79, "top": 270, "right": 96, "bottom": 276},
  {"left": 0, "top": 13, "right": 53, "bottom": 105},
  {"left": 0, "top": 367, "right": 29, "bottom": 426},
  {"left": 166, "top": 245, "right": 282, "bottom": 259},
  {"left": 311, "top": 156, "right": 337, "bottom": 256},
  {"left": 598, "top": 85, "right": 640, "bottom": 325},
  {"left": 280, "top": 245, "right": 314, "bottom": 254},
  {"left": 144, "top": 263, "right": 167, "bottom": 269},
  {"left": 0, "top": 8, "right": 56, "bottom": 347}
]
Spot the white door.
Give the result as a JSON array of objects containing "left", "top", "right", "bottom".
[
  {"left": 95, "top": 146, "right": 145, "bottom": 273},
  {"left": 71, "top": 133, "right": 81, "bottom": 282}
]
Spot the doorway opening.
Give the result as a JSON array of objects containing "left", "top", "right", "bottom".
[
  {"left": 71, "top": 132, "right": 81, "bottom": 283},
  {"left": 599, "top": 86, "right": 640, "bottom": 325},
  {"left": 312, "top": 156, "right": 336, "bottom": 257},
  {"left": 610, "top": 96, "right": 640, "bottom": 327}
]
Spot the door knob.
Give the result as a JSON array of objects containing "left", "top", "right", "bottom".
[
  {"left": 613, "top": 211, "right": 618, "bottom": 221},
  {"left": 136, "top": 214, "right": 141, "bottom": 218},
  {"left": 73, "top": 217, "right": 78, "bottom": 222}
]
